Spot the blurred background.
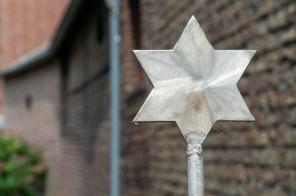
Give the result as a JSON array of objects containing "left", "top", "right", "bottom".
[{"left": 0, "top": 0, "right": 295, "bottom": 195}]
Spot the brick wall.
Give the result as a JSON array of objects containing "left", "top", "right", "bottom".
[
  {"left": 4, "top": 62, "right": 62, "bottom": 196},
  {"left": 0, "top": 0, "right": 69, "bottom": 67},
  {"left": 121, "top": 0, "right": 154, "bottom": 195},
  {"left": 0, "top": 0, "right": 69, "bottom": 119},
  {"left": 3, "top": 1, "right": 111, "bottom": 196},
  {"left": 58, "top": 2, "right": 111, "bottom": 196},
  {"left": 2, "top": 0, "right": 295, "bottom": 195},
  {"left": 122, "top": 0, "right": 296, "bottom": 195}
]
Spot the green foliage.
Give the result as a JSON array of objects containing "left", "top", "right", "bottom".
[{"left": 0, "top": 136, "right": 46, "bottom": 196}]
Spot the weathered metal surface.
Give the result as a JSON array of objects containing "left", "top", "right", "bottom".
[
  {"left": 187, "top": 135, "right": 203, "bottom": 196},
  {"left": 133, "top": 16, "right": 255, "bottom": 196},
  {"left": 133, "top": 16, "right": 255, "bottom": 144}
]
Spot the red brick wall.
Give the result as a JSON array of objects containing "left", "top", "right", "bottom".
[
  {"left": 121, "top": 0, "right": 296, "bottom": 195},
  {"left": 3, "top": 2, "right": 111, "bottom": 196},
  {"left": 2, "top": 0, "right": 295, "bottom": 195},
  {"left": 4, "top": 62, "right": 63, "bottom": 196},
  {"left": 0, "top": 0, "right": 69, "bottom": 67},
  {"left": 121, "top": 0, "right": 154, "bottom": 195},
  {"left": 0, "top": 0, "right": 69, "bottom": 117},
  {"left": 58, "top": 2, "right": 111, "bottom": 196}
]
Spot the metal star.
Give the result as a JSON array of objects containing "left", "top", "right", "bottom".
[{"left": 133, "top": 16, "right": 255, "bottom": 144}]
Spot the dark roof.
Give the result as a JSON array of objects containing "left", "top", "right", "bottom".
[{"left": 0, "top": 0, "right": 92, "bottom": 78}]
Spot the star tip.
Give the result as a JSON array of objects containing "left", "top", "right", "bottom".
[
  {"left": 251, "top": 116, "right": 256, "bottom": 122},
  {"left": 132, "top": 118, "right": 141, "bottom": 125},
  {"left": 132, "top": 116, "right": 139, "bottom": 123},
  {"left": 184, "top": 15, "right": 203, "bottom": 33},
  {"left": 190, "top": 15, "right": 197, "bottom": 20},
  {"left": 188, "top": 15, "right": 198, "bottom": 24},
  {"left": 245, "top": 50, "right": 256, "bottom": 57},
  {"left": 247, "top": 114, "right": 255, "bottom": 122}
]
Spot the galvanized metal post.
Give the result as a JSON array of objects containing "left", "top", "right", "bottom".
[
  {"left": 187, "top": 135, "right": 204, "bottom": 196},
  {"left": 110, "top": 10, "right": 121, "bottom": 196},
  {"left": 106, "top": 0, "right": 121, "bottom": 196}
]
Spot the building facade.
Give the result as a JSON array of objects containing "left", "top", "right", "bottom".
[
  {"left": 1, "top": 0, "right": 295, "bottom": 196},
  {"left": 0, "top": 0, "right": 69, "bottom": 125}
]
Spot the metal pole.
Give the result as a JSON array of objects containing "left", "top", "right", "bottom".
[
  {"left": 106, "top": 0, "right": 121, "bottom": 195},
  {"left": 187, "top": 135, "right": 204, "bottom": 196}
]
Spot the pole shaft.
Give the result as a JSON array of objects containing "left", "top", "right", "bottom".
[
  {"left": 187, "top": 142, "right": 204, "bottom": 196},
  {"left": 109, "top": 2, "right": 121, "bottom": 196}
]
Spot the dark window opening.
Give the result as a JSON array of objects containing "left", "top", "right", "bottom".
[
  {"left": 129, "top": 0, "right": 141, "bottom": 48},
  {"left": 96, "top": 1, "right": 108, "bottom": 43},
  {"left": 25, "top": 95, "right": 32, "bottom": 110},
  {"left": 96, "top": 12, "right": 105, "bottom": 43}
]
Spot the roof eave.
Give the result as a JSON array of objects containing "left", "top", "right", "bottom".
[
  {"left": 0, "top": 0, "right": 85, "bottom": 78},
  {"left": 0, "top": 46, "right": 54, "bottom": 78}
]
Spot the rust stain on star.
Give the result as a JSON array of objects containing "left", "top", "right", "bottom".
[{"left": 187, "top": 91, "right": 203, "bottom": 111}]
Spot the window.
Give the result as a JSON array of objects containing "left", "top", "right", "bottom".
[{"left": 25, "top": 95, "right": 33, "bottom": 110}]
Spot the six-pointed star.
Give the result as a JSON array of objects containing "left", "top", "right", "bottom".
[{"left": 133, "top": 16, "right": 255, "bottom": 144}]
